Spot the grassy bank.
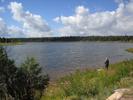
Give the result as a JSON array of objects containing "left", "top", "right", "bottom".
[
  {"left": 126, "top": 48, "right": 133, "bottom": 53},
  {"left": 0, "top": 42, "right": 23, "bottom": 46},
  {"left": 42, "top": 51, "right": 133, "bottom": 100}
]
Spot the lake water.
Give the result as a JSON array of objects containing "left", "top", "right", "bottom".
[{"left": 6, "top": 42, "right": 133, "bottom": 79}]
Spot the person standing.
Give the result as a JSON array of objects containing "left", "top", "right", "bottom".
[{"left": 105, "top": 57, "right": 109, "bottom": 70}]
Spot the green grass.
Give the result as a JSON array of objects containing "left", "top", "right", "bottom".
[
  {"left": 41, "top": 61, "right": 133, "bottom": 100},
  {"left": 0, "top": 42, "right": 23, "bottom": 46},
  {"left": 41, "top": 49, "right": 133, "bottom": 100},
  {"left": 126, "top": 48, "right": 133, "bottom": 53}
]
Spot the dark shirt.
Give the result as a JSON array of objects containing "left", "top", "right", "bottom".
[{"left": 105, "top": 59, "right": 109, "bottom": 67}]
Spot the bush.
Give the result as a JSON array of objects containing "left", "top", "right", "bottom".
[
  {"left": 21, "top": 57, "right": 49, "bottom": 100},
  {"left": 0, "top": 47, "right": 49, "bottom": 100}
]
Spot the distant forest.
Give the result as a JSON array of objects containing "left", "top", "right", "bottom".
[{"left": 1, "top": 36, "right": 133, "bottom": 42}]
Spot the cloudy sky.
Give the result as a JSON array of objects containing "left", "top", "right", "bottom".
[{"left": 0, "top": 0, "right": 133, "bottom": 37}]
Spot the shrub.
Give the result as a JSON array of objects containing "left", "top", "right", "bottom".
[{"left": 0, "top": 47, "right": 49, "bottom": 100}]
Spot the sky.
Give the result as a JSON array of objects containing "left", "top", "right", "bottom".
[{"left": 0, "top": 0, "right": 132, "bottom": 37}]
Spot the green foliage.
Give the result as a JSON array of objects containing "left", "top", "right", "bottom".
[
  {"left": 0, "top": 37, "right": 10, "bottom": 43},
  {"left": 126, "top": 48, "right": 133, "bottom": 53},
  {"left": 0, "top": 47, "right": 49, "bottom": 100},
  {"left": 2, "top": 36, "right": 133, "bottom": 42},
  {"left": 0, "top": 47, "right": 17, "bottom": 100},
  {"left": 21, "top": 57, "right": 49, "bottom": 100},
  {"left": 42, "top": 59, "right": 133, "bottom": 100},
  {"left": 118, "top": 77, "right": 133, "bottom": 88}
]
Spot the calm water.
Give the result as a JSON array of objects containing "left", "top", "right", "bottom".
[{"left": 6, "top": 42, "right": 133, "bottom": 79}]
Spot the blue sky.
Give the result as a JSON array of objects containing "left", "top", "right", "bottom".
[
  {"left": 0, "top": 0, "right": 132, "bottom": 37},
  {"left": 1, "top": 0, "right": 118, "bottom": 28}
]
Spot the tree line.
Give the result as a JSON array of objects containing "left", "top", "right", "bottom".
[
  {"left": 0, "top": 47, "right": 49, "bottom": 100},
  {"left": 0, "top": 37, "right": 12, "bottom": 43},
  {"left": 1, "top": 36, "right": 133, "bottom": 42}
]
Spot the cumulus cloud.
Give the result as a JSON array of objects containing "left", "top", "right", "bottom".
[
  {"left": 8, "top": 26, "right": 25, "bottom": 37},
  {"left": 0, "top": 18, "right": 8, "bottom": 37},
  {"left": 0, "top": 7, "right": 5, "bottom": 13},
  {"left": 54, "top": 1, "right": 133, "bottom": 36},
  {"left": 115, "top": 0, "right": 130, "bottom": 4},
  {"left": 115, "top": 0, "right": 124, "bottom": 3},
  {"left": 0, "top": 4, "right": 25, "bottom": 37},
  {"left": 0, "top": 17, "right": 25, "bottom": 37},
  {"left": 8, "top": 2, "right": 52, "bottom": 37},
  {"left": 1, "top": 1, "right": 133, "bottom": 37},
  {"left": 0, "top": 2, "right": 52, "bottom": 37}
]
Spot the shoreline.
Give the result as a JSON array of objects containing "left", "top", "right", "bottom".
[
  {"left": 0, "top": 42, "right": 23, "bottom": 46},
  {"left": 49, "top": 58, "right": 130, "bottom": 82},
  {"left": 42, "top": 48, "right": 133, "bottom": 100},
  {"left": 126, "top": 48, "right": 133, "bottom": 53},
  {"left": 54, "top": 48, "right": 133, "bottom": 81},
  {"left": 49, "top": 66, "right": 101, "bottom": 82}
]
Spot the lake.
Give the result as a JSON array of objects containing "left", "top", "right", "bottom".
[{"left": 6, "top": 42, "right": 133, "bottom": 80}]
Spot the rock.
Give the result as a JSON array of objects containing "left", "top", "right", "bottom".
[{"left": 106, "top": 88, "right": 133, "bottom": 100}]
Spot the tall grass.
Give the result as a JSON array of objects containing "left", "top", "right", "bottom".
[
  {"left": 126, "top": 48, "right": 133, "bottom": 53},
  {"left": 42, "top": 51, "right": 133, "bottom": 100}
]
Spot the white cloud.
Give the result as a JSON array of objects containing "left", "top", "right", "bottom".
[
  {"left": 115, "top": 0, "right": 124, "bottom": 3},
  {"left": 8, "top": 26, "right": 25, "bottom": 37},
  {"left": 54, "top": 1, "right": 133, "bottom": 36},
  {"left": 0, "top": 17, "right": 25, "bottom": 37},
  {"left": 0, "top": 7, "right": 5, "bottom": 13},
  {"left": 0, "top": 18, "right": 8, "bottom": 37},
  {"left": 8, "top": 2, "right": 52, "bottom": 37},
  {"left": 115, "top": 0, "right": 130, "bottom": 4},
  {"left": 1, "top": 1, "right": 133, "bottom": 37},
  {"left": 0, "top": 2, "right": 52, "bottom": 38},
  {"left": 75, "top": 6, "right": 89, "bottom": 15}
]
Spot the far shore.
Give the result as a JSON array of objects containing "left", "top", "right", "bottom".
[{"left": 0, "top": 42, "right": 23, "bottom": 46}]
